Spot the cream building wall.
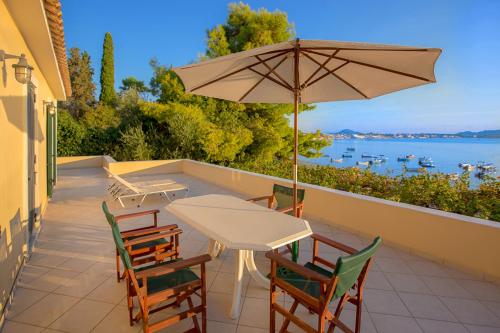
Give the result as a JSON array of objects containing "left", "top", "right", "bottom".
[{"left": 0, "top": 0, "right": 60, "bottom": 316}]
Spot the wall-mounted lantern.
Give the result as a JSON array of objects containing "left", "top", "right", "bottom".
[
  {"left": 44, "top": 101, "right": 56, "bottom": 115},
  {"left": 0, "top": 50, "right": 34, "bottom": 84}
]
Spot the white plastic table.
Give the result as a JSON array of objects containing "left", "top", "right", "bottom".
[{"left": 167, "top": 194, "right": 312, "bottom": 318}]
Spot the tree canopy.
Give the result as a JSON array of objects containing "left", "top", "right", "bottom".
[
  {"left": 60, "top": 48, "right": 95, "bottom": 118},
  {"left": 59, "top": 2, "right": 330, "bottom": 163}
]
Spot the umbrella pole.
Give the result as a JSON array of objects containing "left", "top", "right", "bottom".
[
  {"left": 293, "top": 91, "right": 298, "bottom": 218},
  {"left": 292, "top": 39, "right": 300, "bottom": 262}
]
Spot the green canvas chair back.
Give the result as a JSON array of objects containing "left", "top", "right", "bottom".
[
  {"left": 102, "top": 201, "right": 117, "bottom": 228},
  {"left": 101, "top": 201, "right": 133, "bottom": 270},
  {"left": 273, "top": 184, "right": 305, "bottom": 210},
  {"left": 332, "top": 236, "right": 382, "bottom": 299}
]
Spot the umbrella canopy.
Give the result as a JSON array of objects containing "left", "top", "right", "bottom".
[
  {"left": 173, "top": 39, "right": 441, "bottom": 237},
  {"left": 174, "top": 39, "right": 441, "bottom": 103}
]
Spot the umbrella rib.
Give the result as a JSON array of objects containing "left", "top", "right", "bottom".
[
  {"left": 301, "top": 52, "right": 367, "bottom": 98},
  {"left": 255, "top": 55, "right": 293, "bottom": 90},
  {"left": 303, "top": 49, "right": 432, "bottom": 82},
  {"left": 239, "top": 55, "right": 289, "bottom": 102},
  {"left": 306, "top": 60, "right": 350, "bottom": 88},
  {"left": 334, "top": 55, "right": 433, "bottom": 82},
  {"left": 300, "top": 50, "right": 339, "bottom": 89},
  {"left": 301, "top": 46, "right": 430, "bottom": 52},
  {"left": 330, "top": 71, "right": 369, "bottom": 99},
  {"left": 247, "top": 67, "right": 292, "bottom": 91},
  {"left": 300, "top": 51, "right": 348, "bottom": 86},
  {"left": 189, "top": 50, "right": 291, "bottom": 92}
]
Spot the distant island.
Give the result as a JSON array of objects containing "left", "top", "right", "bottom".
[{"left": 322, "top": 129, "right": 500, "bottom": 140}]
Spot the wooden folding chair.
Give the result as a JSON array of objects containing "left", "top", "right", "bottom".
[
  {"left": 266, "top": 234, "right": 382, "bottom": 333},
  {"left": 102, "top": 201, "right": 180, "bottom": 282},
  {"left": 248, "top": 184, "right": 306, "bottom": 261},
  {"left": 109, "top": 213, "right": 211, "bottom": 333}
]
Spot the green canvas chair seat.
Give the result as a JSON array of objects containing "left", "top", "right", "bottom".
[
  {"left": 275, "top": 262, "right": 334, "bottom": 299},
  {"left": 106, "top": 207, "right": 210, "bottom": 332},
  {"left": 267, "top": 234, "right": 382, "bottom": 333},
  {"left": 137, "top": 268, "right": 199, "bottom": 295},
  {"left": 129, "top": 236, "right": 168, "bottom": 251},
  {"left": 101, "top": 201, "right": 180, "bottom": 282}
]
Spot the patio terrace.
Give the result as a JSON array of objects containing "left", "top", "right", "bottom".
[{"left": 3, "top": 163, "right": 500, "bottom": 333}]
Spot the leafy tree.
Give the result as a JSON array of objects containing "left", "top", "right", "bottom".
[
  {"left": 149, "top": 59, "right": 191, "bottom": 104},
  {"left": 57, "top": 110, "right": 85, "bottom": 156},
  {"left": 208, "top": 2, "right": 294, "bottom": 54},
  {"left": 60, "top": 48, "right": 96, "bottom": 118},
  {"left": 120, "top": 77, "right": 149, "bottom": 94},
  {"left": 99, "top": 32, "right": 117, "bottom": 105},
  {"left": 206, "top": 25, "right": 231, "bottom": 58},
  {"left": 114, "top": 126, "right": 153, "bottom": 161},
  {"left": 202, "top": 2, "right": 326, "bottom": 160}
]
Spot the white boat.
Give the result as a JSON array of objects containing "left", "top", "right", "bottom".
[
  {"left": 459, "top": 163, "right": 475, "bottom": 171},
  {"left": 477, "top": 162, "right": 496, "bottom": 173},
  {"left": 356, "top": 161, "right": 370, "bottom": 166}
]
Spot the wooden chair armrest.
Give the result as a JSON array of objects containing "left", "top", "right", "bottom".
[
  {"left": 246, "top": 195, "right": 273, "bottom": 202},
  {"left": 121, "top": 224, "right": 178, "bottom": 238},
  {"left": 136, "top": 254, "right": 212, "bottom": 279},
  {"left": 115, "top": 209, "right": 160, "bottom": 222},
  {"left": 276, "top": 206, "right": 293, "bottom": 214},
  {"left": 311, "top": 233, "right": 357, "bottom": 254},
  {"left": 124, "top": 229, "right": 182, "bottom": 247},
  {"left": 265, "top": 251, "right": 330, "bottom": 283}
]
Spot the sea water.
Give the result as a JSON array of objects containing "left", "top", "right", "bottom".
[{"left": 301, "top": 138, "right": 500, "bottom": 187}]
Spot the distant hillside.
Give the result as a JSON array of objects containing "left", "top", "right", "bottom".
[
  {"left": 332, "top": 129, "right": 360, "bottom": 135},
  {"left": 330, "top": 129, "right": 500, "bottom": 138},
  {"left": 455, "top": 130, "right": 500, "bottom": 138}
]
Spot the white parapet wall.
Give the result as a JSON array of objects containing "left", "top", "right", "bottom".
[
  {"left": 57, "top": 156, "right": 104, "bottom": 169},
  {"left": 56, "top": 156, "right": 500, "bottom": 280}
]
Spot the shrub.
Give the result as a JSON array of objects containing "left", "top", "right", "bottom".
[{"left": 57, "top": 110, "right": 85, "bottom": 156}]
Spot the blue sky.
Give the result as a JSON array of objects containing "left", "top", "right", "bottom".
[{"left": 62, "top": 0, "right": 500, "bottom": 133}]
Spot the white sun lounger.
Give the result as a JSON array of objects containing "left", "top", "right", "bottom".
[{"left": 103, "top": 168, "right": 189, "bottom": 207}]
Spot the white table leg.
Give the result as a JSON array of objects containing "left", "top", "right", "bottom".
[
  {"left": 230, "top": 249, "right": 246, "bottom": 319},
  {"left": 244, "top": 250, "right": 270, "bottom": 289}
]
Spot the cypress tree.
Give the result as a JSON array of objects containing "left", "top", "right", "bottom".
[{"left": 99, "top": 32, "right": 116, "bottom": 105}]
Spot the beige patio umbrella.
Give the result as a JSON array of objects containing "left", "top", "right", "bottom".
[{"left": 173, "top": 38, "right": 441, "bottom": 219}]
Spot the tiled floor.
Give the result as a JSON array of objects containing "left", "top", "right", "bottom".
[{"left": 3, "top": 167, "right": 500, "bottom": 333}]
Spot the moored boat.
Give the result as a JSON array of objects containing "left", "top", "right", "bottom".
[
  {"left": 477, "top": 162, "right": 496, "bottom": 173},
  {"left": 356, "top": 161, "right": 370, "bottom": 166},
  {"left": 347, "top": 147, "right": 355, "bottom": 151},
  {"left": 397, "top": 157, "right": 410, "bottom": 162},
  {"left": 458, "top": 163, "right": 475, "bottom": 171},
  {"left": 419, "top": 157, "right": 435, "bottom": 168},
  {"left": 369, "top": 158, "right": 383, "bottom": 165},
  {"left": 342, "top": 153, "right": 353, "bottom": 158}
]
